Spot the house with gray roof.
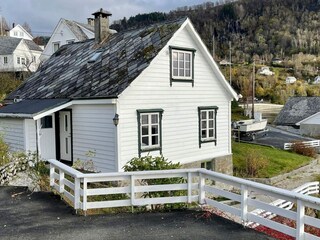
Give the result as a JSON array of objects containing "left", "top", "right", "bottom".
[
  {"left": 40, "top": 15, "right": 116, "bottom": 62},
  {"left": 0, "top": 9, "right": 237, "bottom": 174},
  {"left": 0, "top": 36, "right": 42, "bottom": 73},
  {"left": 274, "top": 97, "right": 320, "bottom": 137}
]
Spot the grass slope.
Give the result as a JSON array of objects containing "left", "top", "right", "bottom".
[{"left": 232, "top": 141, "right": 312, "bottom": 178}]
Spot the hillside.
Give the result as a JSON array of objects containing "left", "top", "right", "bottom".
[
  {"left": 110, "top": 0, "right": 320, "bottom": 104},
  {"left": 111, "top": 0, "right": 320, "bottom": 62}
]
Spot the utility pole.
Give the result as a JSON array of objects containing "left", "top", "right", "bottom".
[
  {"left": 251, "top": 59, "right": 255, "bottom": 119},
  {"left": 229, "top": 41, "right": 232, "bottom": 85},
  {"left": 212, "top": 34, "right": 215, "bottom": 60}
]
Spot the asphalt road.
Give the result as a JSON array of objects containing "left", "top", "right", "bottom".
[
  {"left": 0, "top": 186, "right": 274, "bottom": 240},
  {"left": 248, "top": 127, "right": 312, "bottom": 149}
]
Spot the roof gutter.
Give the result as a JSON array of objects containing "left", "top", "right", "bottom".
[{"left": 0, "top": 113, "right": 33, "bottom": 119}]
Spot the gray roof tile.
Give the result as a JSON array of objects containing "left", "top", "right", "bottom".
[
  {"left": 0, "top": 37, "right": 22, "bottom": 55},
  {"left": 8, "top": 17, "right": 186, "bottom": 100},
  {"left": 274, "top": 97, "right": 320, "bottom": 125}
]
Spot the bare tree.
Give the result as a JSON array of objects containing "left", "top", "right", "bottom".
[{"left": 22, "top": 22, "right": 32, "bottom": 35}]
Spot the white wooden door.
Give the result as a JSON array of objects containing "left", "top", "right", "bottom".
[{"left": 59, "top": 111, "right": 72, "bottom": 162}]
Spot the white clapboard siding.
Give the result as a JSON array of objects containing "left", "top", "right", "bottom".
[
  {"left": 71, "top": 104, "right": 117, "bottom": 172},
  {"left": 0, "top": 118, "right": 25, "bottom": 152},
  {"left": 24, "top": 119, "right": 37, "bottom": 152},
  {"left": 117, "top": 24, "right": 232, "bottom": 167}
]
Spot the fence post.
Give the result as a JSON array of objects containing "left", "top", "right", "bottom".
[
  {"left": 296, "top": 199, "right": 305, "bottom": 240},
  {"left": 199, "top": 173, "right": 205, "bottom": 204},
  {"left": 131, "top": 175, "right": 135, "bottom": 207},
  {"left": 241, "top": 184, "right": 248, "bottom": 226},
  {"left": 187, "top": 172, "right": 192, "bottom": 204},
  {"left": 82, "top": 178, "right": 88, "bottom": 214},
  {"left": 50, "top": 164, "right": 54, "bottom": 187},
  {"left": 59, "top": 170, "right": 65, "bottom": 193},
  {"left": 74, "top": 177, "right": 80, "bottom": 210}
]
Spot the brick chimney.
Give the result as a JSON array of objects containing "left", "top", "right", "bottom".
[
  {"left": 87, "top": 18, "right": 94, "bottom": 27},
  {"left": 92, "top": 8, "right": 112, "bottom": 43}
]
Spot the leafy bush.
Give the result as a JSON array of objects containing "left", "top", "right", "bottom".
[
  {"left": 0, "top": 134, "right": 10, "bottom": 167},
  {"left": 123, "top": 155, "right": 185, "bottom": 210},
  {"left": 291, "top": 141, "right": 317, "bottom": 158},
  {"left": 245, "top": 150, "right": 269, "bottom": 178}
]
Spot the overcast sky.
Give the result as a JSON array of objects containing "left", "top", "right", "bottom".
[{"left": 0, "top": 0, "right": 213, "bottom": 36}]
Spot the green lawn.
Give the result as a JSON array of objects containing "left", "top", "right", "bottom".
[{"left": 232, "top": 141, "right": 312, "bottom": 178}]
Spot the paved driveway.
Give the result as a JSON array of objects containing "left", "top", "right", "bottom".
[
  {"left": 0, "top": 186, "right": 274, "bottom": 240},
  {"left": 251, "top": 126, "right": 313, "bottom": 149}
]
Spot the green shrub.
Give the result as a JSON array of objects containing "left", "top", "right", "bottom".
[
  {"left": 245, "top": 150, "right": 269, "bottom": 177},
  {"left": 123, "top": 155, "right": 185, "bottom": 210}
]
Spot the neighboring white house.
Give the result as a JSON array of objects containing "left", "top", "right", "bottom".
[
  {"left": 258, "top": 66, "right": 274, "bottom": 76},
  {"left": 0, "top": 9, "right": 237, "bottom": 174},
  {"left": 8, "top": 24, "right": 33, "bottom": 40},
  {"left": 0, "top": 36, "right": 42, "bottom": 72},
  {"left": 296, "top": 112, "right": 320, "bottom": 137},
  {"left": 286, "top": 76, "right": 297, "bottom": 84},
  {"left": 40, "top": 18, "right": 95, "bottom": 61},
  {"left": 313, "top": 76, "right": 320, "bottom": 84}
]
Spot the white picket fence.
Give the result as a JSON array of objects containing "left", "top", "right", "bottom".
[
  {"left": 48, "top": 159, "right": 320, "bottom": 240},
  {"left": 284, "top": 140, "right": 320, "bottom": 150}
]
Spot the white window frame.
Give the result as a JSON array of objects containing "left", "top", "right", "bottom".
[
  {"left": 14, "top": 31, "right": 18, "bottom": 36},
  {"left": 198, "top": 106, "right": 218, "bottom": 147},
  {"left": 137, "top": 109, "right": 163, "bottom": 156},
  {"left": 170, "top": 46, "right": 196, "bottom": 87},
  {"left": 66, "top": 39, "right": 75, "bottom": 44},
  {"left": 171, "top": 49, "right": 193, "bottom": 80},
  {"left": 53, "top": 42, "right": 60, "bottom": 53},
  {"left": 17, "top": 57, "right": 21, "bottom": 64},
  {"left": 21, "top": 57, "right": 26, "bottom": 65},
  {"left": 3, "top": 56, "right": 8, "bottom": 64},
  {"left": 20, "top": 32, "right": 24, "bottom": 37}
]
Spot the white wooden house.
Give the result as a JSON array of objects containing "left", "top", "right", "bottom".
[
  {"left": 0, "top": 9, "right": 237, "bottom": 174},
  {"left": 40, "top": 18, "right": 96, "bottom": 61},
  {"left": 9, "top": 24, "right": 33, "bottom": 40},
  {"left": 0, "top": 36, "right": 42, "bottom": 72}
]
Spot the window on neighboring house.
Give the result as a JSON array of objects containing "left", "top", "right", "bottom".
[
  {"left": 32, "top": 56, "right": 36, "bottom": 63},
  {"left": 20, "top": 32, "right": 24, "bottom": 37},
  {"left": 17, "top": 57, "right": 20, "bottom": 64},
  {"left": 201, "top": 161, "right": 212, "bottom": 170},
  {"left": 21, "top": 58, "right": 26, "bottom": 65},
  {"left": 40, "top": 116, "right": 53, "bottom": 129},
  {"left": 14, "top": 31, "right": 18, "bottom": 36},
  {"left": 170, "top": 46, "right": 196, "bottom": 86},
  {"left": 137, "top": 109, "right": 163, "bottom": 156},
  {"left": 53, "top": 42, "right": 60, "bottom": 53},
  {"left": 66, "top": 39, "right": 75, "bottom": 44},
  {"left": 3, "top": 56, "right": 8, "bottom": 64},
  {"left": 198, "top": 106, "right": 218, "bottom": 147}
]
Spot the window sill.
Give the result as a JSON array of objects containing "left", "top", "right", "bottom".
[
  {"left": 140, "top": 147, "right": 162, "bottom": 153},
  {"left": 199, "top": 139, "right": 217, "bottom": 148},
  {"left": 170, "top": 78, "right": 194, "bottom": 86}
]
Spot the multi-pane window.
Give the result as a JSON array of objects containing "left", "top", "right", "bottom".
[
  {"left": 198, "top": 106, "right": 218, "bottom": 147},
  {"left": 137, "top": 109, "right": 163, "bottom": 155},
  {"left": 21, "top": 58, "right": 26, "bottom": 65},
  {"left": 14, "top": 31, "right": 18, "bottom": 36},
  {"left": 17, "top": 57, "right": 20, "bottom": 64},
  {"left": 172, "top": 50, "right": 192, "bottom": 78},
  {"left": 170, "top": 46, "right": 196, "bottom": 86},
  {"left": 3, "top": 56, "right": 8, "bottom": 64},
  {"left": 20, "top": 32, "right": 24, "bottom": 37}
]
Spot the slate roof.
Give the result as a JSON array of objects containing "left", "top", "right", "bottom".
[
  {"left": 0, "top": 37, "right": 42, "bottom": 55},
  {"left": 24, "top": 39, "right": 43, "bottom": 51},
  {"left": 0, "top": 99, "right": 69, "bottom": 116},
  {"left": 8, "top": 17, "right": 186, "bottom": 100},
  {"left": 0, "top": 37, "right": 22, "bottom": 55},
  {"left": 274, "top": 97, "right": 320, "bottom": 125},
  {"left": 64, "top": 19, "right": 92, "bottom": 41}
]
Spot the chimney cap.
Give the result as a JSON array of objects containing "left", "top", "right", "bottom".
[{"left": 92, "top": 8, "right": 112, "bottom": 18}]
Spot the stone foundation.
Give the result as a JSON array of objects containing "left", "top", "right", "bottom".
[{"left": 182, "top": 154, "right": 233, "bottom": 175}]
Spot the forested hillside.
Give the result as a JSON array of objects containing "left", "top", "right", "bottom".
[{"left": 111, "top": 0, "right": 320, "bottom": 63}]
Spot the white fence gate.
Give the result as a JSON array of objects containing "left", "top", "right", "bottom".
[
  {"left": 48, "top": 159, "right": 320, "bottom": 240},
  {"left": 284, "top": 140, "right": 320, "bottom": 150}
]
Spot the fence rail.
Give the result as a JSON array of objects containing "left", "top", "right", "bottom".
[
  {"left": 48, "top": 159, "right": 320, "bottom": 240},
  {"left": 284, "top": 140, "right": 320, "bottom": 150}
]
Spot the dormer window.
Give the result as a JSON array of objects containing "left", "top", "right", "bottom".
[
  {"left": 88, "top": 50, "right": 103, "bottom": 63},
  {"left": 170, "top": 46, "right": 196, "bottom": 86}
]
